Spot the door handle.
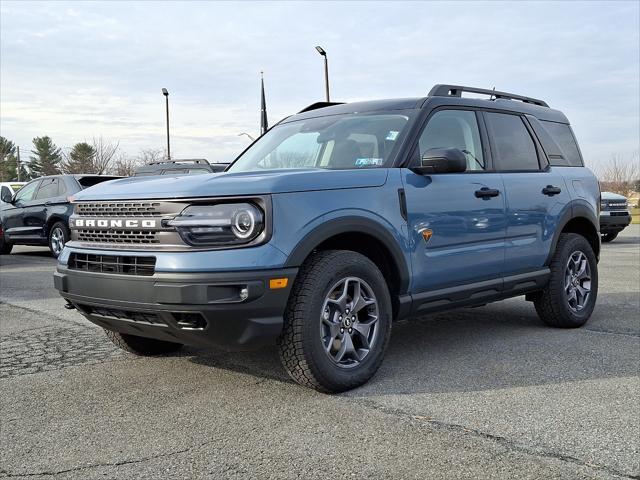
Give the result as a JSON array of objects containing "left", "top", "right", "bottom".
[
  {"left": 475, "top": 187, "right": 500, "bottom": 198},
  {"left": 542, "top": 185, "right": 562, "bottom": 196}
]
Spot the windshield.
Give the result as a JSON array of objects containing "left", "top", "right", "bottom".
[{"left": 228, "top": 112, "right": 414, "bottom": 172}]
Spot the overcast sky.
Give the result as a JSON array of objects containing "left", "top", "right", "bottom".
[{"left": 1, "top": 1, "right": 638, "bottom": 167}]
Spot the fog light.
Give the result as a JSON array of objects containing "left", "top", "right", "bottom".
[{"left": 239, "top": 287, "right": 249, "bottom": 301}]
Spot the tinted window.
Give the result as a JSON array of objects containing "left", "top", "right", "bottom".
[
  {"left": 1, "top": 186, "right": 11, "bottom": 201},
  {"left": 14, "top": 180, "right": 40, "bottom": 203},
  {"left": 77, "top": 176, "right": 120, "bottom": 188},
  {"left": 417, "top": 110, "right": 485, "bottom": 170},
  {"left": 35, "top": 178, "right": 59, "bottom": 200},
  {"left": 541, "top": 121, "right": 583, "bottom": 166},
  {"left": 486, "top": 113, "right": 540, "bottom": 171}
]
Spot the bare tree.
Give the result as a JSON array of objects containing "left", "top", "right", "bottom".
[
  {"left": 137, "top": 148, "right": 164, "bottom": 164},
  {"left": 91, "top": 137, "right": 120, "bottom": 174},
  {"left": 598, "top": 151, "right": 640, "bottom": 197},
  {"left": 110, "top": 153, "right": 141, "bottom": 177}
]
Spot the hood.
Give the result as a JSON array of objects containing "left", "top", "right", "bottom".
[
  {"left": 72, "top": 168, "right": 389, "bottom": 201},
  {"left": 600, "top": 191, "right": 627, "bottom": 201}
]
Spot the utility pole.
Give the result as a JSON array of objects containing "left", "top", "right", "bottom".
[
  {"left": 17, "top": 146, "right": 21, "bottom": 181},
  {"left": 162, "top": 88, "right": 171, "bottom": 160}
]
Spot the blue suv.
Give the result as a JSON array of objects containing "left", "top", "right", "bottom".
[{"left": 54, "top": 85, "right": 600, "bottom": 392}]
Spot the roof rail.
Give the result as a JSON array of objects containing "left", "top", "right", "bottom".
[
  {"left": 298, "top": 101, "right": 345, "bottom": 113},
  {"left": 146, "top": 158, "right": 210, "bottom": 166},
  {"left": 428, "top": 84, "right": 549, "bottom": 108}
]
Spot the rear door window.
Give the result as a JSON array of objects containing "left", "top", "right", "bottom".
[
  {"left": 540, "top": 121, "right": 583, "bottom": 166},
  {"left": 35, "top": 178, "right": 59, "bottom": 200},
  {"left": 485, "top": 112, "right": 540, "bottom": 171}
]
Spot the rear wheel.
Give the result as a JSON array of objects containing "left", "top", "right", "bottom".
[
  {"left": 48, "top": 221, "right": 69, "bottom": 258},
  {"left": 278, "top": 250, "right": 392, "bottom": 393},
  {"left": 534, "top": 233, "right": 598, "bottom": 328},
  {"left": 601, "top": 232, "right": 618, "bottom": 243},
  {"left": 105, "top": 330, "right": 183, "bottom": 355}
]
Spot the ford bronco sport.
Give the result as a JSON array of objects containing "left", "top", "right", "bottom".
[{"left": 54, "top": 85, "right": 600, "bottom": 393}]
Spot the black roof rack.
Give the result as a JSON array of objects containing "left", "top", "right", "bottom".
[
  {"left": 428, "top": 84, "right": 549, "bottom": 108},
  {"left": 298, "top": 101, "right": 345, "bottom": 113}
]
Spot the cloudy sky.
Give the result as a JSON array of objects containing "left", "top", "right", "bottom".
[{"left": 1, "top": 1, "right": 638, "bottom": 167}]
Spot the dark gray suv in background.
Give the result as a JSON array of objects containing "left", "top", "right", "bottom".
[{"left": 0, "top": 174, "right": 120, "bottom": 257}]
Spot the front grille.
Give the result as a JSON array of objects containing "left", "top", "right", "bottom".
[
  {"left": 78, "top": 304, "right": 165, "bottom": 326},
  {"left": 602, "top": 201, "right": 628, "bottom": 211},
  {"left": 76, "top": 202, "right": 162, "bottom": 217},
  {"left": 69, "top": 252, "right": 156, "bottom": 276},
  {"left": 76, "top": 229, "right": 159, "bottom": 244},
  {"left": 71, "top": 200, "right": 188, "bottom": 248}
]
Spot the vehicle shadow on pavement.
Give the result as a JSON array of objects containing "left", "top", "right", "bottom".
[{"left": 184, "top": 298, "right": 638, "bottom": 396}]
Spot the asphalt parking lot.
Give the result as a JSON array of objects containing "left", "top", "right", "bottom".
[{"left": 1, "top": 226, "right": 638, "bottom": 479}]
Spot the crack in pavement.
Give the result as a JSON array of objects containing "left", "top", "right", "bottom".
[
  {"left": 582, "top": 328, "right": 640, "bottom": 338},
  {"left": 352, "top": 398, "right": 639, "bottom": 480},
  {"left": 0, "top": 441, "right": 212, "bottom": 478}
]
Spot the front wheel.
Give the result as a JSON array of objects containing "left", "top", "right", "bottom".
[
  {"left": 48, "top": 221, "right": 69, "bottom": 258},
  {"left": 534, "top": 233, "right": 598, "bottom": 328},
  {"left": 601, "top": 232, "right": 618, "bottom": 243},
  {"left": 0, "top": 232, "right": 12, "bottom": 254},
  {"left": 278, "top": 250, "right": 392, "bottom": 393}
]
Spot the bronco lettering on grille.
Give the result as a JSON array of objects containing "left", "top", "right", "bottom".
[{"left": 74, "top": 219, "right": 157, "bottom": 228}]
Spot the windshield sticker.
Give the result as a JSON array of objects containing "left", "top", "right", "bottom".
[
  {"left": 386, "top": 131, "right": 399, "bottom": 141},
  {"left": 355, "top": 158, "right": 384, "bottom": 167}
]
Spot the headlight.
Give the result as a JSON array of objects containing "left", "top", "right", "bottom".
[{"left": 167, "top": 203, "right": 264, "bottom": 247}]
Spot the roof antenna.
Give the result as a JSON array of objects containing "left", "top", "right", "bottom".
[{"left": 489, "top": 86, "right": 496, "bottom": 101}]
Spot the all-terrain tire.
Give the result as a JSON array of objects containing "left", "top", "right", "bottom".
[
  {"left": 601, "top": 232, "right": 618, "bottom": 243},
  {"left": 534, "top": 233, "right": 598, "bottom": 328},
  {"left": 105, "top": 329, "right": 183, "bottom": 355},
  {"left": 278, "top": 250, "right": 392, "bottom": 393}
]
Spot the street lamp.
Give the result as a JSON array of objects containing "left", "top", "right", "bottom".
[
  {"left": 315, "top": 46, "right": 330, "bottom": 102},
  {"left": 162, "top": 88, "right": 171, "bottom": 160}
]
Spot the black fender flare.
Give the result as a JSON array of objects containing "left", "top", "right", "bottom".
[
  {"left": 545, "top": 200, "right": 600, "bottom": 265},
  {"left": 284, "top": 216, "right": 411, "bottom": 294}
]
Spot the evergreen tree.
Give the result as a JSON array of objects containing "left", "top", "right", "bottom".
[
  {"left": 63, "top": 142, "right": 96, "bottom": 173},
  {"left": 29, "top": 136, "right": 62, "bottom": 177},
  {"left": 0, "top": 136, "right": 18, "bottom": 181}
]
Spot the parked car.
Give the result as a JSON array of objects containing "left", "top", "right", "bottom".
[
  {"left": 0, "top": 182, "right": 26, "bottom": 206},
  {"left": 599, "top": 191, "right": 632, "bottom": 242},
  {"left": 0, "top": 174, "right": 121, "bottom": 257},
  {"left": 133, "top": 159, "right": 228, "bottom": 176},
  {"left": 54, "top": 84, "right": 600, "bottom": 393}
]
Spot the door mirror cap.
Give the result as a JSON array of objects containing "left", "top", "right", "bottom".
[
  {"left": 412, "top": 148, "right": 467, "bottom": 175},
  {"left": 1, "top": 190, "right": 13, "bottom": 204}
]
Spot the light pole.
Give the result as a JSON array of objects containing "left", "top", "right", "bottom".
[
  {"left": 315, "top": 46, "right": 330, "bottom": 102},
  {"left": 162, "top": 88, "right": 171, "bottom": 160}
]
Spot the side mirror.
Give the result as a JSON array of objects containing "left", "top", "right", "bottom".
[
  {"left": 412, "top": 148, "right": 467, "bottom": 175},
  {"left": 1, "top": 190, "right": 13, "bottom": 204}
]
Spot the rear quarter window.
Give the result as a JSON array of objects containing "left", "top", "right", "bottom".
[{"left": 540, "top": 121, "right": 583, "bottom": 167}]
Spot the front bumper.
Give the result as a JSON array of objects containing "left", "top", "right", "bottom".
[
  {"left": 599, "top": 211, "right": 632, "bottom": 233},
  {"left": 54, "top": 265, "right": 297, "bottom": 349}
]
